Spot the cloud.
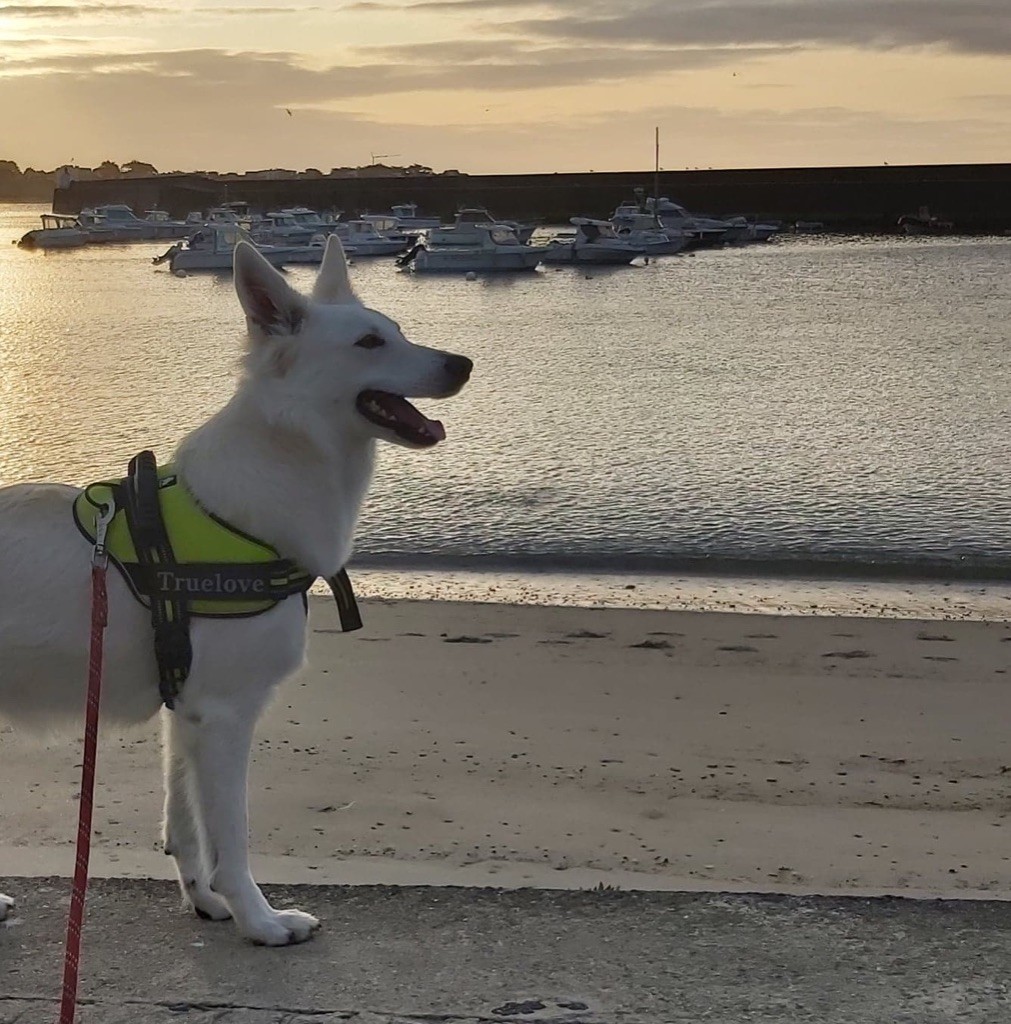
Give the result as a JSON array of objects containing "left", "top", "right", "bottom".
[
  {"left": 193, "top": 4, "right": 325, "bottom": 12},
  {"left": 344, "top": 0, "right": 540, "bottom": 8},
  {"left": 0, "top": 41, "right": 788, "bottom": 93},
  {"left": 0, "top": 1, "right": 318, "bottom": 16},
  {"left": 958, "top": 92, "right": 1011, "bottom": 110},
  {"left": 347, "top": 0, "right": 1011, "bottom": 57},
  {"left": 510, "top": 0, "right": 1011, "bottom": 57},
  {"left": 0, "top": 2, "right": 159, "bottom": 14}
]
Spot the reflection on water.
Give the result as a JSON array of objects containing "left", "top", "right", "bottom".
[{"left": 2, "top": 203, "right": 1010, "bottom": 586}]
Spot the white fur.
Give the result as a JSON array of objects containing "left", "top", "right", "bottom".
[{"left": 0, "top": 237, "right": 471, "bottom": 945}]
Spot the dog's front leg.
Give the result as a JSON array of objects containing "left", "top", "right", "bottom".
[
  {"left": 162, "top": 712, "right": 232, "bottom": 921},
  {"left": 175, "top": 702, "right": 320, "bottom": 946}
]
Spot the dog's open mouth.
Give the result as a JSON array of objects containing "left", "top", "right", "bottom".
[{"left": 356, "top": 390, "right": 446, "bottom": 447}]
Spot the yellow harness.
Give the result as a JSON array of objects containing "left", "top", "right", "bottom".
[
  {"left": 73, "top": 452, "right": 360, "bottom": 707},
  {"left": 74, "top": 466, "right": 312, "bottom": 617}
]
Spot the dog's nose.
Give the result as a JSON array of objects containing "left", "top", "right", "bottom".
[{"left": 444, "top": 354, "right": 473, "bottom": 385}]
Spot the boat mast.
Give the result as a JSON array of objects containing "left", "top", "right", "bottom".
[{"left": 653, "top": 126, "right": 661, "bottom": 225}]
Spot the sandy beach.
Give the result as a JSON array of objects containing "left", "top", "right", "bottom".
[{"left": 2, "top": 596, "right": 1010, "bottom": 900}]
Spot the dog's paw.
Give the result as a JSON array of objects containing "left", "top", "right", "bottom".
[
  {"left": 191, "top": 892, "right": 233, "bottom": 922},
  {"left": 182, "top": 879, "right": 232, "bottom": 921},
  {"left": 244, "top": 908, "right": 320, "bottom": 946},
  {"left": 0, "top": 893, "right": 14, "bottom": 922}
]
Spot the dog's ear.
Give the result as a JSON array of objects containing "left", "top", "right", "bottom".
[
  {"left": 234, "top": 240, "right": 306, "bottom": 337},
  {"left": 312, "top": 234, "right": 356, "bottom": 305}
]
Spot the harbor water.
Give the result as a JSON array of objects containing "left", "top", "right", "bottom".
[{"left": 2, "top": 203, "right": 1009, "bottom": 617}]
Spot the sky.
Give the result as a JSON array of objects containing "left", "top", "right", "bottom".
[{"left": 0, "top": 0, "right": 1009, "bottom": 174}]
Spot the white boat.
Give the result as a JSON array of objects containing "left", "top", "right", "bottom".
[
  {"left": 648, "top": 197, "right": 732, "bottom": 246},
  {"left": 333, "top": 219, "right": 409, "bottom": 256},
  {"left": 609, "top": 208, "right": 686, "bottom": 255},
  {"left": 253, "top": 210, "right": 315, "bottom": 244},
  {"left": 425, "top": 208, "right": 536, "bottom": 247},
  {"left": 152, "top": 224, "right": 309, "bottom": 272},
  {"left": 142, "top": 210, "right": 192, "bottom": 239},
  {"left": 391, "top": 203, "right": 441, "bottom": 229},
  {"left": 77, "top": 205, "right": 145, "bottom": 241},
  {"left": 181, "top": 203, "right": 259, "bottom": 232},
  {"left": 541, "top": 218, "right": 646, "bottom": 265},
  {"left": 624, "top": 197, "right": 729, "bottom": 248},
  {"left": 254, "top": 207, "right": 337, "bottom": 245},
  {"left": 284, "top": 206, "right": 337, "bottom": 229},
  {"left": 202, "top": 203, "right": 254, "bottom": 227},
  {"left": 278, "top": 234, "right": 359, "bottom": 264},
  {"left": 698, "top": 212, "right": 780, "bottom": 244},
  {"left": 17, "top": 213, "right": 89, "bottom": 249},
  {"left": 736, "top": 217, "right": 781, "bottom": 243},
  {"left": 400, "top": 223, "right": 549, "bottom": 273},
  {"left": 357, "top": 214, "right": 417, "bottom": 248},
  {"left": 77, "top": 204, "right": 150, "bottom": 243},
  {"left": 366, "top": 203, "right": 441, "bottom": 230}
]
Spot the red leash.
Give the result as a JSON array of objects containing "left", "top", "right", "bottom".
[{"left": 58, "top": 509, "right": 112, "bottom": 1024}]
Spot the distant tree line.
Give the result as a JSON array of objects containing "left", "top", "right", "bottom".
[
  {"left": 0, "top": 160, "right": 164, "bottom": 199},
  {"left": 0, "top": 158, "right": 456, "bottom": 200},
  {"left": 0, "top": 160, "right": 57, "bottom": 200}
]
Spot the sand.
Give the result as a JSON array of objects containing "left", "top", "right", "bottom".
[{"left": 2, "top": 596, "right": 1010, "bottom": 899}]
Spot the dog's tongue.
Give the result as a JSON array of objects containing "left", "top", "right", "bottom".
[
  {"left": 392, "top": 395, "right": 445, "bottom": 442},
  {"left": 372, "top": 393, "right": 445, "bottom": 444}
]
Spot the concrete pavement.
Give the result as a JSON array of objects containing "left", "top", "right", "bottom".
[{"left": 2, "top": 878, "right": 1010, "bottom": 1023}]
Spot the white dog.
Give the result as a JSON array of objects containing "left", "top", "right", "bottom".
[{"left": 0, "top": 237, "right": 471, "bottom": 944}]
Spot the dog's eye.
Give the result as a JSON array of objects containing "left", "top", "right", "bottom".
[{"left": 355, "top": 333, "right": 385, "bottom": 350}]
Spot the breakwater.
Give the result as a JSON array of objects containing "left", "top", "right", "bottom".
[{"left": 52, "top": 163, "right": 1011, "bottom": 233}]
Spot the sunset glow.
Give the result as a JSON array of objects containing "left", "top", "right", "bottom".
[{"left": 1, "top": 0, "right": 1008, "bottom": 172}]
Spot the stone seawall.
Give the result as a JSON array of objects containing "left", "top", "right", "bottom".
[{"left": 53, "top": 163, "right": 1011, "bottom": 233}]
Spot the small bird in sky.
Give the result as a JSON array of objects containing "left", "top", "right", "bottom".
[{"left": 285, "top": 108, "right": 293, "bottom": 117}]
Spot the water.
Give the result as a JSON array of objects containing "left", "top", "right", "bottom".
[{"left": 2, "top": 203, "right": 1010, "bottom": 615}]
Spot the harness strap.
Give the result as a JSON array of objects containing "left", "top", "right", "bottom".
[
  {"left": 328, "top": 569, "right": 363, "bottom": 632},
  {"left": 120, "top": 451, "right": 190, "bottom": 710},
  {"left": 123, "top": 561, "right": 313, "bottom": 602}
]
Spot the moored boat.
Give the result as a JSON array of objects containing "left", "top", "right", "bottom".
[
  {"left": 77, "top": 204, "right": 150, "bottom": 243},
  {"left": 365, "top": 202, "right": 441, "bottom": 231},
  {"left": 541, "top": 218, "right": 646, "bottom": 265},
  {"left": 399, "top": 223, "right": 549, "bottom": 273},
  {"left": 142, "top": 210, "right": 192, "bottom": 239},
  {"left": 333, "top": 219, "right": 409, "bottom": 256},
  {"left": 152, "top": 224, "right": 310, "bottom": 272},
  {"left": 17, "top": 213, "right": 89, "bottom": 249},
  {"left": 609, "top": 208, "right": 686, "bottom": 255},
  {"left": 425, "top": 208, "right": 536, "bottom": 247},
  {"left": 253, "top": 207, "right": 339, "bottom": 246}
]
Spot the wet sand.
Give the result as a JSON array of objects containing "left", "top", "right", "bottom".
[{"left": 2, "top": 597, "right": 1010, "bottom": 898}]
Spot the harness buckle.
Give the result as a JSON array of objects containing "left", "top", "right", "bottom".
[{"left": 92, "top": 500, "right": 116, "bottom": 569}]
